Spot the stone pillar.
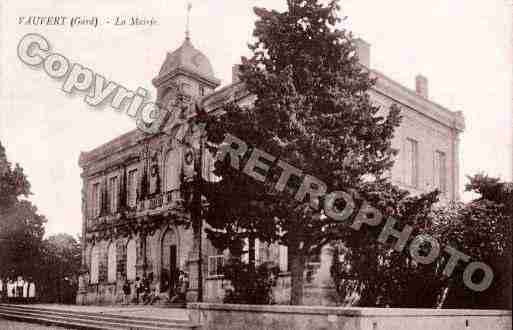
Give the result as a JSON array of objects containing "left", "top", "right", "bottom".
[
  {"left": 311, "top": 244, "right": 338, "bottom": 306},
  {"left": 136, "top": 231, "right": 147, "bottom": 278},
  {"left": 77, "top": 173, "right": 90, "bottom": 304},
  {"left": 186, "top": 219, "right": 204, "bottom": 302},
  {"left": 452, "top": 128, "right": 461, "bottom": 201}
]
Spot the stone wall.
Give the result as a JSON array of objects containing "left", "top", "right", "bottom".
[{"left": 188, "top": 303, "right": 512, "bottom": 330}]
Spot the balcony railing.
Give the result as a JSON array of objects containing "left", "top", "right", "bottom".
[{"left": 145, "top": 189, "right": 182, "bottom": 211}]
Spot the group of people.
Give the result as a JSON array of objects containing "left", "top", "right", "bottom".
[
  {"left": 122, "top": 273, "right": 159, "bottom": 305},
  {"left": 121, "top": 270, "right": 189, "bottom": 305},
  {"left": 0, "top": 276, "right": 36, "bottom": 303}
]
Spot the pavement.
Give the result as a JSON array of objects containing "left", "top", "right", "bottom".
[
  {"left": 13, "top": 304, "right": 190, "bottom": 321},
  {"left": 0, "top": 319, "right": 71, "bottom": 329}
]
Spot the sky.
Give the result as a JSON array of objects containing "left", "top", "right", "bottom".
[{"left": 1, "top": 0, "right": 511, "bottom": 237}]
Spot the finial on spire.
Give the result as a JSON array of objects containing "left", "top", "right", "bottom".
[{"left": 185, "top": 1, "right": 192, "bottom": 41}]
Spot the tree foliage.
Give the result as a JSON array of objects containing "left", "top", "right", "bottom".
[
  {"left": 435, "top": 174, "right": 512, "bottom": 309},
  {"left": 0, "top": 141, "right": 82, "bottom": 304},
  {"left": 201, "top": 0, "right": 401, "bottom": 305},
  {"left": 0, "top": 141, "right": 46, "bottom": 278},
  {"left": 330, "top": 181, "right": 444, "bottom": 307},
  {"left": 38, "top": 233, "right": 82, "bottom": 303},
  {"left": 222, "top": 258, "right": 279, "bottom": 305},
  {"left": 331, "top": 174, "right": 512, "bottom": 309}
]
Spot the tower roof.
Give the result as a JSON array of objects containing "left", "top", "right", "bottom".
[{"left": 153, "top": 38, "right": 220, "bottom": 88}]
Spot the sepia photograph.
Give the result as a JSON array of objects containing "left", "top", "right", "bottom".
[{"left": 0, "top": 0, "right": 511, "bottom": 329}]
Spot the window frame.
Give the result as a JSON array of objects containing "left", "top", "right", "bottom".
[
  {"left": 207, "top": 254, "right": 225, "bottom": 277},
  {"left": 405, "top": 138, "right": 419, "bottom": 188}
]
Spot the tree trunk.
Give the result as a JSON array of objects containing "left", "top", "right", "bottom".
[{"left": 289, "top": 244, "right": 305, "bottom": 305}]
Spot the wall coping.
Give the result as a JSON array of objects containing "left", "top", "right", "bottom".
[{"left": 187, "top": 303, "right": 511, "bottom": 317}]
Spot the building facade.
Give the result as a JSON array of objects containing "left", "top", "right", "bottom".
[{"left": 76, "top": 36, "right": 465, "bottom": 306}]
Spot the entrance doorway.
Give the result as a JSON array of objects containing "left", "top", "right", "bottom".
[{"left": 161, "top": 229, "right": 178, "bottom": 295}]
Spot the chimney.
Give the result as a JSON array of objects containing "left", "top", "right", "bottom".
[
  {"left": 354, "top": 38, "right": 370, "bottom": 67},
  {"left": 415, "top": 74, "right": 428, "bottom": 98},
  {"left": 232, "top": 64, "right": 242, "bottom": 83}
]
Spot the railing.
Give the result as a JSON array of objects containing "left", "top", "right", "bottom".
[
  {"left": 165, "top": 189, "right": 182, "bottom": 205},
  {"left": 149, "top": 194, "right": 163, "bottom": 209},
  {"left": 145, "top": 190, "right": 182, "bottom": 211}
]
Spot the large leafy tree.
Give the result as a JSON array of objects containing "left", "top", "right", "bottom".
[
  {"left": 330, "top": 182, "right": 444, "bottom": 307},
  {"left": 38, "top": 233, "right": 82, "bottom": 303},
  {"left": 201, "top": 0, "right": 401, "bottom": 305},
  {"left": 0, "top": 141, "right": 46, "bottom": 278},
  {"left": 331, "top": 174, "right": 512, "bottom": 309},
  {"left": 435, "top": 174, "right": 512, "bottom": 309}
]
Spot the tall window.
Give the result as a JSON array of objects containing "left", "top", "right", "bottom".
[
  {"left": 108, "top": 176, "right": 118, "bottom": 213},
  {"left": 434, "top": 151, "right": 447, "bottom": 193},
  {"left": 126, "top": 239, "right": 137, "bottom": 281},
  {"left": 165, "top": 149, "right": 181, "bottom": 192},
  {"left": 107, "top": 243, "right": 117, "bottom": 283},
  {"left": 405, "top": 138, "right": 419, "bottom": 187},
  {"left": 207, "top": 255, "right": 225, "bottom": 276},
  {"left": 90, "top": 245, "right": 100, "bottom": 284},
  {"left": 199, "top": 86, "right": 205, "bottom": 97},
  {"left": 91, "top": 182, "right": 101, "bottom": 218},
  {"left": 127, "top": 169, "right": 138, "bottom": 208},
  {"left": 255, "top": 240, "right": 270, "bottom": 265}
]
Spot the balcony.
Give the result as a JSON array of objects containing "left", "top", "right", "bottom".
[{"left": 141, "top": 189, "right": 183, "bottom": 212}]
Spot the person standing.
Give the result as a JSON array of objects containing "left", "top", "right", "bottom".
[
  {"left": 16, "top": 276, "right": 24, "bottom": 302},
  {"left": 6, "top": 279, "right": 13, "bottom": 301},
  {"left": 134, "top": 277, "right": 141, "bottom": 304},
  {"left": 23, "top": 280, "right": 29, "bottom": 302},
  {"left": 28, "top": 280, "right": 36, "bottom": 303},
  {"left": 122, "top": 279, "right": 131, "bottom": 305}
]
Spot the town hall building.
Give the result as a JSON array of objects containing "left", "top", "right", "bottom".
[{"left": 76, "top": 32, "right": 465, "bottom": 306}]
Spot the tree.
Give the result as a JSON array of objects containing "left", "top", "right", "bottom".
[
  {"left": 434, "top": 174, "right": 512, "bottom": 309},
  {"left": 330, "top": 181, "right": 445, "bottom": 307},
  {"left": 201, "top": 0, "right": 401, "bottom": 305},
  {"left": 330, "top": 174, "right": 512, "bottom": 309},
  {"left": 0, "top": 141, "right": 46, "bottom": 278},
  {"left": 39, "top": 233, "right": 82, "bottom": 303}
]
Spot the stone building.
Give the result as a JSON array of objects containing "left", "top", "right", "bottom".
[{"left": 76, "top": 35, "right": 465, "bottom": 305}]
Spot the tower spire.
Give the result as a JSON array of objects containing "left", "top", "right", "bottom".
[{"left": 185, "top": 1, "right": 192, "bottom": 41}]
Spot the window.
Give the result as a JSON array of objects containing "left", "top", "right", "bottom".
[
  {"left": 90, "top": 245, "right": 100, "bottom": 284},
  {"left": 241, "top": 238, "right": 249, "bottom": 264},
  {"left": 108, "top": 176, "right": 118, "bottom": 213},
  {"left": 208, "top": 255, "right": 225, "bottom": 276},
  {"left": 107, "top": 243, "right": 117, "bottom": 283},
  {"left": 405, "top": 138, "right": 419, "bottom": 187},
  {"left": 165, "top": 149, "right": 181, "bottom": 191},
  {"left": 256, "top": 240, "right": 270, "bottom": 265},
  {"left": 199, "top": 86, "right": 205, "bottom": 97},
  {"left": 181, "top": 82, "right": 191, "bottom": 94},
  {"left": 127, "top": 169, "right": 138, "bottom": 208},
  {"left": 434, "top": 151, "right": 447, "bottom": 193},
  {"left": 126, "top": 239, "right": 137, "bottom": 281},
  {"left": 91, "top": 182, "right": 101, "bottom": 218}
]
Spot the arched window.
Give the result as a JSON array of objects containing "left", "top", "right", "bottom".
[
  {"left": 126, "top": 239, "right": 137, "bottom": 281},
  {"left": 165, "top": 149, "right": 181, "bottom": 192},
  {"left": 107, "top": 242, "right": 117, "bottom": 283},
  {"left": 90, "top": 245, "right": 100, "bottom": 284}
]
